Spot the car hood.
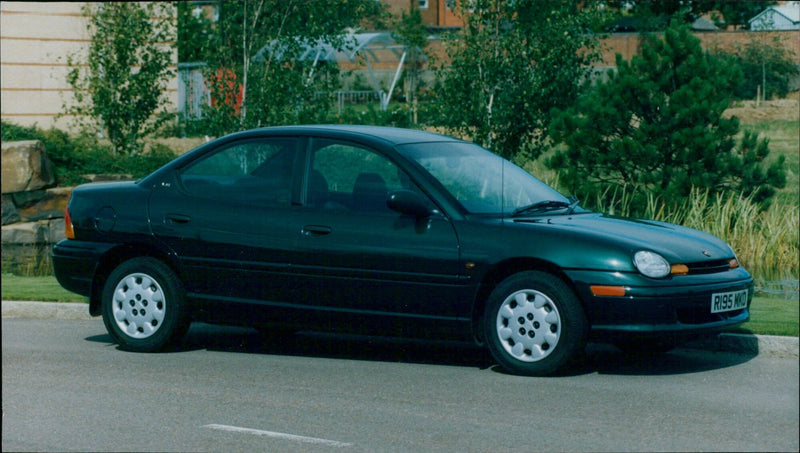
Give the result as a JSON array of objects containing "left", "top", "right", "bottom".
[{"left": 511, "top": 213, "right": 734, "bottom": 264}]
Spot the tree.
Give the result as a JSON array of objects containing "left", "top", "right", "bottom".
[
  {"left": 548, "top": 23, "right": 785, "bottom": 211},
  {"left": 712, "top": 1, "right": 776, "bottom": 29},
  {"left": 600, "top": 1, "right": 776, "bottom": 31},
  {"left": 392, "top": 5, "right": 430, "bottom": 125},
  {"left": 65, "top": 3, "right": 175, "bottom": 155},
  {"left": 198, "top": 0, "right": 384, "bottom": 135},
  {"left": 177, "top": 2, "right": 212, "bottom": 63},
  {"left": 713, "top": 35, "right": 799, "bottom": 100},
  {"left": 434, "top": 0, "right": 602, "bottom": 161}
]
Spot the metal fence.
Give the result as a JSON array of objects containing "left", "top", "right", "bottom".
[
  {"left": 178, "top": 66, "right": 392, "bottom": 119},
  {"left": 178, "top": 63, "right": 209, "bottom": 120},
  {"left": 336, "top": 90, "right": 382, "bottom": 112}
]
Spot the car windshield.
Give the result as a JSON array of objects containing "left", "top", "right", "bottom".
[{"left": 397, "top": 142, "right": 569, "bottom": 216}]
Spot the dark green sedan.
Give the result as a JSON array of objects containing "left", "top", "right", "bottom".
[{"left": 53, "top": 125, "right": 752, "bottom": 376}]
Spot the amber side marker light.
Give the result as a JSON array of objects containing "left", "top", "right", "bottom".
[
  {"left": 590, "top": 285, "right": 626, "bottom": 297},
  {"left": 729, "top": 259, "right": 739, "bottom": 269},
  {"left": 670, "top": 264, "right": 689, "bottom": 275},
  {"left": 64, "top": 208, "right": 75, "bottom": 239}
]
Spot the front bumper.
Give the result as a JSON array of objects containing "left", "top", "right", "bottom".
[{"left": 565, "top": 268, "right": 754, "bottom": 339}]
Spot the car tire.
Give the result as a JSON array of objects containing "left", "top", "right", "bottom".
[
  {"left": 484, "top": 271, "right": 588, "bottom": 376},
  {"left": 101, "top": 257, "right": 190, "bottom": 352}
]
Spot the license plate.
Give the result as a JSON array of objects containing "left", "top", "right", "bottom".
[{"left": 711, "top": 289, "right": 749, "bottom": 313}]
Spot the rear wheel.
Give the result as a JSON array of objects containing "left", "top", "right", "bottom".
[
  {"left": 101, "top": 257, "right": 190, "bottom": 352},
  {"left": 484, "top": 271, "right": 588, "bottom": 376}
]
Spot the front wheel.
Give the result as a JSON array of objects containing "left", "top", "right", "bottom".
[
  {"left": 101, "top": 257, "right": 190, "bottom": 352},
  {"left": 484, "top": 271, "right": 588, "bottom": 376}
]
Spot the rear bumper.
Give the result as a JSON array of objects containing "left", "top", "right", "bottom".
[{"left": 52, "top": 239, "right": 115, "bottom": 301}]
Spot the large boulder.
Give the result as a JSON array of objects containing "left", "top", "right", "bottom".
[
  {"left": 1, "top": 140, "right": 55, "bottom": 194},
  {"left": 1, "top": 221, "right": 45, "bottom": 244},
  {"left": 1, "top": 195, "right": 20, "bottom": 225},
  {"left": 14, "top": 187, "right": 72, "bottom": 222},
  {"left": 1, "top": 219, "right": 65, "bottom": 274}
]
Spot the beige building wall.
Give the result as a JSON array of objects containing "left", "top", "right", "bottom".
[{"left": 1, "top": 2, "right": 177, "bottom": 131}]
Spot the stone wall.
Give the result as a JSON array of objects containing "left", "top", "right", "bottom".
[{"left": 1, "top": 140, "right": 70, "bottom": 274}]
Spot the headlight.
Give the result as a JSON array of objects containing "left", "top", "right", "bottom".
[{"left": 633, "top": 251, "right": 671, "bottom": 278}]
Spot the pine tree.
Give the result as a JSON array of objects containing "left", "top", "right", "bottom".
[{"left": 549, "top": 23, "right": 785, "bottom": 210}]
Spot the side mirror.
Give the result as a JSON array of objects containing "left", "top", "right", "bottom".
[{"left": 387, "top": 189, "right": 433, "bottom": 218}]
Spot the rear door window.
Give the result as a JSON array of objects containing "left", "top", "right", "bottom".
[{"left": 180, "top": 138, "right": 299, "bottom": 206}]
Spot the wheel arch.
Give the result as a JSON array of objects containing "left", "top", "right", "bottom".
[
  {"left": 470, "top": 257, "right": 583, "bottom": 344},
  {"left": 89, "top": 243, "right": 180, "bottom": 316}
]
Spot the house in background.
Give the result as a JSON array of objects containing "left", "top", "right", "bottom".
[
  {"left": 749, "top": 1, "right": 800, "bottom": 30},
  {"left": 0, "top": 2, "right": 177, "bottom": 131},
  {"left": 383, "top": 0, "right": 464, "bottom": 30},
  {"left": 1, "top": 2, "right": 88, "bottom": 130}
]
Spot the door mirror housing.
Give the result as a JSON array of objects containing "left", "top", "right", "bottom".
[{"left": 387, "top": 190, "right": 433, "bottom": 218}]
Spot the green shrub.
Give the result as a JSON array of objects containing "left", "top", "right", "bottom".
[
  {"left": 1, "top": 121, "right": 176, "bottom": 185},
  {"left": 713, "top": 36, "right": 800, "bottom": 101},
  {"left": 549, "top": 24, "right": 786, "bottom": 212},
  {"left": 330, "top": 103, "right": 413, "bottom": 128}
]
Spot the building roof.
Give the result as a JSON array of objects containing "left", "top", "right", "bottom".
[
  {"left": 253, "top": 32, "right": 407, "bottom": 64},
  {"left": 749, "top": 2, "right": 800, "bottom": 29},
  {"left": 773, "top": 2, "right": 800, "bottom": 22}
]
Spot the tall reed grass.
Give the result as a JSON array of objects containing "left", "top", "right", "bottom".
[{"left": 587, "top": 186, "right": 799, "bottom": 283}]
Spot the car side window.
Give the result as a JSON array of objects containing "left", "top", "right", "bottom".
[
  {"left": 309, "top": 140, "right": 422, "bottom": 213},
  {"left": 180, "top": 138, "right": 297, "bottom": 206}
]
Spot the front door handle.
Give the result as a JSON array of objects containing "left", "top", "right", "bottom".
[
  {"left": 302, "top": 225, "right": 332, "bottom": 236},
  {"left": 165, "top": 214, "right": 191, "bottom": 224}
]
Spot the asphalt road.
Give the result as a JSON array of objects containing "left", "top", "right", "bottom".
[{"left": 3, "top": 318, "right": 798, "bottom": 452}]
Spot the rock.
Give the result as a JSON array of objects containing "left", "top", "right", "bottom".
[
  {"left": 82, "top": 174, "right": 133, "bottom": 182},
  {"left": 1, "top": 221, "right": 45, "bottom": 244},
  {"left": 11, "top": 190, "right": 47, "bottom": 207},
  {"left": 46, "top": 218, "right": 66, "bottom": 243},
  {"left": 1, "top": 140, "right": 55, "bottom": 194},
  {"left": 1, "top": 216, "right": 67, "bottom": 244},
  {"left": 15, "top": 187, "right": 71, "bottom": 222},
  {"left": 1, "top": 195, "right": 21, "bottom": 225}
]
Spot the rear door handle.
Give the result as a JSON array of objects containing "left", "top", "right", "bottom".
[
  {"left": 302, "top": 225, "right": 332, "bottom": 236},
  {"left": 165, "top": 214, "right": 191, "bottom": 224}
]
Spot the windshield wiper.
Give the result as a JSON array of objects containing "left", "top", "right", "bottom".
[
  {"left": 511, "top": 197, "right": 580, "bottom": 217},
  {"left": 566, "top": 196, "right": 580, "bottom": 215}
]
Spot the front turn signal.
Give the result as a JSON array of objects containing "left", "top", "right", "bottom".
[
  {"left": 670, "top": 264, "right": 689, "bottom": 275},
  {"left": 590, "top": 285, "right": 626, "bottom": 297},
  {"left": 729, "top": 259, "right": 739, "bottom": 269}
]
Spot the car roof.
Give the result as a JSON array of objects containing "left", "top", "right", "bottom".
[
  {"left": 246, "top": 125, "right": 460, "bottom": 146},
  {"left": 141, "top": 125, "right": 468, "bottom": 186}
]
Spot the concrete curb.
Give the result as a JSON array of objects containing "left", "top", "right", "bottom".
[
  {"left": 684, "top": 333, "right": 799, "bottom": 359},
  {"left": 3, "top": 300, "right": 94, "bottom": 321},
  {"left": 3, "top": 301, "right": 798, "bottom": 358}
]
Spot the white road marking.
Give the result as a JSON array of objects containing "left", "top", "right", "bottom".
[{"left": 202, "top": 424, "right": 352, "bottom": 448}]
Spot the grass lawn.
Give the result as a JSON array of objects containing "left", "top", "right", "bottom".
[
  {"left": 2, "top": 274, "right": 87, "bottom": 303},
  {"left": 2, "top": 275, "right": 796, "bottom": 337},
  {"left": 728, "top": 295, "right": 799, "bottom": 337}
]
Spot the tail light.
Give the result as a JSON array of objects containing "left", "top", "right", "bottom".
[{"left": 64, "top": 207, "right": 75, "bottom": 239}]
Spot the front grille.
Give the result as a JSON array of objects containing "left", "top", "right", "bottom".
[{"left": 686, "top": 259, "right": 733, "bottom": 275}]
